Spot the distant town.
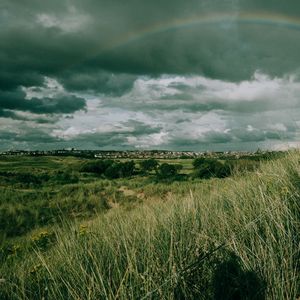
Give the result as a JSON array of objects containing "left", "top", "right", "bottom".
[{"left": 0, "top": 148, "right": 283, "bottom": 160}]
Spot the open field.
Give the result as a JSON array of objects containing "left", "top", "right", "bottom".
[{"left": 0, "top": 152, "right": 299, "bottom": 299}]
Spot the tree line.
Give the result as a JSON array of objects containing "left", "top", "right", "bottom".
[{"left": 80, "top": 157, "right": 232, "bottom": 180}]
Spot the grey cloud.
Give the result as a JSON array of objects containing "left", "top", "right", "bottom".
[
  {"left": 1, "top": 0, "right": 300, "bottom": 91},
  {"left": 101, "top": 74, "right": 300, "bottom": 115},
  {"left": 60, "top": 120, "right": 163, "bottom": 149},
  {"left": 0, "top": 109, "right": 57, "bottom": 123},
  {"left": 59, "top": 71, "right": 137, "bottom": 96},
  {"left": 0, "top": 127, "right": 60, "bottom": 144},
  {"left": 0, "top": 88, "right": 86, "bottom": 116},
  {"left": 120, "top": 120, "right": 163, "bottom": 136},
  {"left": 1, "top": 0, "right": 300, "bottom": 150},
  {"left": 167, "top": 126, "right": 294, "bottom": 150}
]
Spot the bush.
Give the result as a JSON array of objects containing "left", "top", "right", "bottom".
[
  {"left": 104, "top": 164, "right": 121, "bottom": 179},
  {"left": 104, "top": 161, "right": 136, "bottom": 179},
  {"left": 79, "top": 160, "right": 114, "bottom": 175},
  {"left": 0, "top": 171, "right": 50, "bottom": 187},
  {"left": 80, "top": 160, "right": 135, "bottom": 179},
  {"left": 119, "top": 161, "right": 135, "bottom": 177},
  {"left": 193, "top": 159, "right": 231, "bottom": 179},
  {"left": 0, "top": 205, "right": 37, "bottom": 237},
  {"left": 227, "top": 159, "right": 260, "bottom": 174},
  {"left": 50, "top": 171, "right": 79, "bottom": 184},
  {"left": 139, "top": 159, "right": 158, "bottom": 174},
  {"left": 31, "top": 230, "right": 56, "bottom": 251},
  {"left": 156, "top": 163, "right": 182, "bottom": 180},
  {"left": 193, "top": 157, "right": 206, "bottom": 169}
]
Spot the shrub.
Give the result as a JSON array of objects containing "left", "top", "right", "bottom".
[
  {"left": 104, "top": 161, "right": 136, "bottom": 179},
  {"left": 104, "top": 164, "right": 121, "bottom": 179},
  {"left": 79, "top": 160, "right": 114, "bottom": 175},
  {"left": 119, "top": 161, "right": 135, "bottom": 177},
  {"left": 31, "top": 230, "right": 56, "bottom": 251},
  {"left": 228, "top": 159, "right": 260, "bottom": 174},
  {"left": 193, "top": 157, "right": 206, "bottom": 169},
  {"left": 0, "top": 243, "right": 22, "bottom": 262},
  {"left": 80, "top": 160, "right": 136, "bottom": 179},
  {"left": 193, "top": 159, "right": 231, "bottom": 179},
  {"left": 139, "top": 159, "right": 158, "bottom": 174},
  {"left": 0, "top": 171, "right": 50, "bottom": 187},
  {"left": 50, "top": 170, "right": 79, "bottom": 184},
  {"left": 0, "top": 205, "right": 37, "bottom": 237},
  {"left": 156, "top": 163, "right": 181, "bottom": 180}
]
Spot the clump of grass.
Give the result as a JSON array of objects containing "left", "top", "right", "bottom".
[
  {"left": 0, "top": 152, "right": 299, "bottom": 299},
  {"left": 30, "top": 230, "right": 56, "bottom": 251},
  {"left": 0, "top": 183, "right": 112, "bottom": 238}
]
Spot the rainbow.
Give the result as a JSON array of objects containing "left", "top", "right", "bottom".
[
  {"left": 98, "top": 11, "right": 300, "bottom": 53},
  {"left": 67, "top": 11, "right": 300, "bottom": 70}
]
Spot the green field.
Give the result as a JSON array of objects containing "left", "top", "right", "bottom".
[{"left": 0, "top": 153, "right": 299, "bottom": 299}]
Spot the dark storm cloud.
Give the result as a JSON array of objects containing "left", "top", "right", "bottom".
[
  {"left": 1, "top": 0, "right": 300, "bottom": 150},
  {"left": 121, "top": 120, "right": 162, "bottom": 136},
  {"left": 1, "top": 0, "right": 300, "bottom": 92},
  {"left": 0, "top": 88, "right": 86, "bottom": 115},
  {"left": 60, "top": 71, "right": 137, "bottom": 96},
  {"left": 0, "top": 127, "right": 60, "bottom": 144},
  {"left": 0, "top": 109, "right": 58, "bottom": 123},
  {"left": 239, "top": 0, "right": 300, "bottom": 15}
]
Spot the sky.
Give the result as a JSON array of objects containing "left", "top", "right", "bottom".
[{"left": 1, "top": 0, "right": 300, "bottom": 151}]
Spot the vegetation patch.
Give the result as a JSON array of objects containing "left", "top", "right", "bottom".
[{"left": 0, "top": 152, "right": 299, "bottom": 299}]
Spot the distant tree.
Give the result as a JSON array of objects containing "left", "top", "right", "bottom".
[
  {"left": 119, "top": 161, "right": 135, "bottom": 177},
  {"left": 214, "top": 162, "right": 231, "bottom": 178},
  {"left": 140, "top": 159, "right": 158, "bottom": 174},
  {"left": 104, "top": 164, "right": 120, "bottom": 179},
  {"left": 174, "top": 164, "right": 183, "bottom": 172},
  {"left": 157, "top": 163, "right": 179, "bottom": 179},
  {"left": 104, "top": 161, "right": 136, "bottom": 179},
  {"left": 193, "top": 157, "right": 206, "bottom": 168},
  {"left": 193, "top": 159, "right": 231, "bottom": 179},
  {"left": 80, "top": 160, "right": 113, "bottom": 175}
]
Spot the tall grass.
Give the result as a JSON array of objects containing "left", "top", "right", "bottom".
[{"left": 1, "top": 153, "right": 299, "bottom": 299}]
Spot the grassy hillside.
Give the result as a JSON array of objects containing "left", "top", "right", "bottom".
[{"left": 0, "top": 153, "right": 299, "bottom": 299}]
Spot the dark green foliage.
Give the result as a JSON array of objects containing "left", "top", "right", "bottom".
[
  {"left": 31, "top": 231, "right": 56, "bottom": 251},
  {"left": 0, "top": 171, "right": 49, "bottom": 187},
  {"left": 0, "top": 205, "right": 37, "bottom": 237},
  {"left": 0, "top": 152, "right": 298, "bottom": 299},
  {"left": 119, "top": 161, "right": 135, "bottom": 177},
  {"left": 193, "top": 157, "right": 206, "bottom": 168},
  {"left": 139, "top": 159, "right": 158, "bottom": 174},
  {"left": 105, "top": 161, "right": 136, "bottom": 179},
  {"left": 0, "top": 170, "right": 79, "bottom": 187},
  {"left": 0, "top": 242, "right": 22, "bottom": 263},
  {"left": 156, "top": 163, "right": 182, "bottom": 180},
  {"left": 80, "top": 160, "right": 135, "bottom": 179},
  {"left": 0, "top": 184, "right": 110, "bottom": 238},
  {"left": 193, "top": 159, "right": 231, "bottom": 179},
  {"left": 226, "top": 159, "right": 260, "bottom": 173},
  {"left": 79, "top": 160, "right": 114, "bottom": 174},
  {"left": 50, "top": 170, "right": 79, "bottom": 184},
  {"left": 104, "top": 164, "right": 121, "bottom": 179}
]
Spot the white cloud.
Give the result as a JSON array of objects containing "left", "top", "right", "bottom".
[
  {"left": 127, "top": 132, "right": 169, "bottom": 149},
  {"left": 120, "top": 72, "right": 300, "bottom": 106},
  {"left": 23, "top": 77, "right": 65, "bottom": 100},
  {"left": 36, "top": 9, "right": 89, "bottom": 33},
  {"left": 268, "top": 123, "right": 288, "bottom": 132},
  {"left": 7, "top": 72, "right": 300, "bottom": 151}
]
